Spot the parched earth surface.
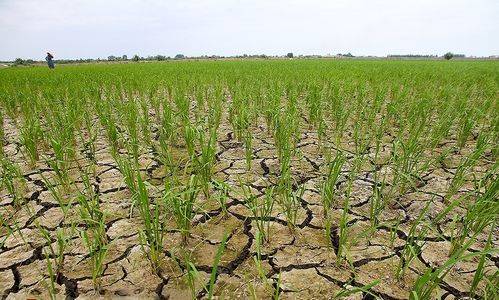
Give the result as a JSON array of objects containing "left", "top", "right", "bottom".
[{"left": 0, "top": 114, "right": 498, "bottom": 300}]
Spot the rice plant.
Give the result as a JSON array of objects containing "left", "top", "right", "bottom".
[
  {"left": 242, "top": 184, "right": 275, "bottom": 243},
  {"left": 136, "top": 172, "right": 165, "bottom": 274},
  {"left": 77, "top": 170, "right": 108, "bottom": 292},
  {"left": 166, "top": 175, "right": 200, "bottom": 245},
  {"left": 0, "top": 157, "right": 26, "bottom": 206}
]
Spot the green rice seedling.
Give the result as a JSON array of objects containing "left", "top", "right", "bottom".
[
  {"left": 305, "top": 84, "right": 321, "bottom": 129},
  {"left": 351, "top": 94, "right": 377, "bottom": 156},
  {"left": 0, "top": 157, "right": 27, "bottom": 206},
  {"left": 193, "top": 86, "right": 206, "bottom": 124},
  {"left": 136, "top": 172, "right": 165, "bottom": 274},
  {"left": 280, "top": 185, "right": 304, "bottom": 232},
  {"left": 19, "top": 114, "right": 42, "bottom": 165},
  {"left": 287, "top": 93, "right": 302, "bottom": 148},
  {"left": 388, "top": 216, "right": 402, "bottom": 249},
  {"left": 0, "top": 215, "right": 14, "bottom": 248},
  {"left": 483, "top": 270, "right": 498, "bottom": 299},
  {"left": 336, "top": 200, "right": 349, "bottom": 264},
  {"left": 242, "top": 183, "right": 275, "bottom": 243},
  {"left": 95, "top": 100, "right": 120, "bottom": 156},
  {"left": 43, "top": 248, "right": 57, "bottom": 300},
  {"left": 330, "top": 86, "right": 352, "bottom": 147},
  {"left": 449, "top": 178, "right": 498, "bottom": 256},
  {"left": 184, "top": 252, "right": 201, "bottom": 299},
  {"left": 197, "top": 126, "right": 218, "bottom": 195},
  {"left": 80, "top": 220, "right": 108, "bottom": 293},
  {"left": 336, "top": 157, "right": 362, "bottom": 264},
  {"left": 369, "top": 180, "right": 387, "bottom": 229},
  {"left": 387, "top": 94, "right": 435, "bottom": 196},
  {"left": 470, "top": 223, "right": 494, "bottom": 298},
  {"left": 333, "top": 280, "right": 380, "bottom": 299},
  {"left": 390, "top": 133, "right": 428, "bottom": 197},
  {"left": 39, "top": 173, "right": 72, "bottom": 216},
  {"left": 212, "top": 180, "right": 230, "bottom": 217},
  {"left": 36, "top": 222, "right": 73, "bottom": 278},
  {"left": 139, "top": 97, "right": 153, "bottom": 147},
  {"left": 0, "top": 109, "right": 4, "bottom": 157},
  {"left": 228, "top": 88, "right": 250, "bottom": 142},
  {"left": 262, "top": 91, "right": 280, "bottom": 134},
  {"left": 273, "top": 96, "right": 300, "bottom": 194},
  {"left": 42, "top": 99, "right": 79, "bottom": 173},
  {"left": 159, "top": 95, "right": 175, "bottom": 141},
  {"left": 396, "top": 201, "right": 431, "bottom": 279},
  {"left": 156, "top": 130, "right": 174, "bottom": 169},
  {"left": 321, "top": 151, "right": 346, "bottom": 246},
  {"left": 79, "top": 104, "right": 98, "bottom": 162},
  {"left": 472, "top": 160, "right": 498, "bottom": 198},
  {"left": 44, "top": 131, "right": 73, "bottom": 188},
  {"left": 244, "top": 129, "right": 253, "bottom": 170},
  {"left": 262, "top": 187, "right": 276, "bottom": 242},
  {"left": 114, "top": 154, "right": 138, "bottom": 199},
  {"left": 446, "top": 133, "right": 489, "bottom": 200},
  {"left": 396, "top": 195, "right": 461, "bottom": 279},
  {"left": 372, "top": 114, "right": 388, "bottom": 167},
  {"left": 321, "top": 151, "right": 346, "bottom": 216},
  {"left": 427, "top": 110, "right": 455, "bottom": 149},
  {"left": 316, "top": 116, "right": 327, "bottom": 149},
  {"left": 166, "top": 175, "right": 200, "bottom": 245},
  {"left": 410, "top": 239, "right": 497, "bottom": 300},
  {"left": 77, "top": 170, "right": 108, "bottom": 292},
  {"left": 456, "top": 108, "right": 476, "bottom": 149},
  {"left": 273, "top": 271, "right": 282, "bottom": 300},
  {"left": 173, "top": 88, "right": 188, "bottom": 123},
  {"left": 253, "top": 231, "right": 270, "bottom": 288},
  {"left": 183, "top": 123, "right": 198, "bottom": 160},
  {"left": 247, "top": 278, "right": 258, "bottom": 300},
  {"left": 206, "top": 233, "right": 228, "bottom": 299},
  {"left": 149, "top": 88, "right": 162, "bottom": 124},
  {"left": 122, "top": 98, "right": 141, "bottom": 161},
  {"left": 323, "top": 215, "right": 334, "bottom": 250},
  {"left": 156, "top": 97, "right": 176, "bottom": 166}
]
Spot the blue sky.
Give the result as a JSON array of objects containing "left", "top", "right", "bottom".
[{"left": 0, "top": 0, "right": 497, "bottom": 60}]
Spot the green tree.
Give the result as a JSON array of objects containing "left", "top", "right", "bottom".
[
  {"left": 13, "top": 58, "right": 25, "bottom": 66},
  {"left": 444, "top": 52, "right": 454, "bottom": 60}
]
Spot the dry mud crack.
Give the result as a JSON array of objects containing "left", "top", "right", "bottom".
[{"left": 1, "top": 106, "right": 498, "bottom": 299}]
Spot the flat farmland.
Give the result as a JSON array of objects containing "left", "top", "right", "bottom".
[{"left": 0, "top": 59, "right": 497, "bottom": 299}]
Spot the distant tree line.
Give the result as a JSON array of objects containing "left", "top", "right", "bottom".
[
  {"left": 13, "top": 58, "right": 36, "bottom": 66},
  {"left": 388, "top": 54, "right": 439, "bottom": 58},
  {"left": 7, "top": 52, "right": 482, "bottom": 66},
  {"left": 336, "top": 53, "right": 354, "bottom": 57},
  {"left": 388, "top": 53, "right": 466, "bottom": 60}
]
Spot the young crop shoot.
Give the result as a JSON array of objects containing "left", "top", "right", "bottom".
[
  {"left": 136, "top": 172, "right": 165, "bottom": 274},
  {"left": 166, "top": 175, "right": 200, "bottom": 245}
]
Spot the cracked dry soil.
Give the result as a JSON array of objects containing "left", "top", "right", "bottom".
[{"left": 0, "top": 112, "right": 497, "bottom": 300}]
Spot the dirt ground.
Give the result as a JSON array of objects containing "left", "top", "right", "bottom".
[{"left": 0, "top": 112, "right": 497, "bottom": 300}]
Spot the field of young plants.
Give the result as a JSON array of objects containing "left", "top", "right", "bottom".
[{"left": 0, "top": 59, "right": 497, "bottom": 299}]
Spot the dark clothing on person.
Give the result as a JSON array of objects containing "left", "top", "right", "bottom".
[{"left": 46, "top": 54, "right": 55, "bottom": 69}]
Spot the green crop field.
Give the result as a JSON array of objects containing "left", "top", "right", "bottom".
[{"left": 0, "top": 59, "right": 498, "bottom": 299}]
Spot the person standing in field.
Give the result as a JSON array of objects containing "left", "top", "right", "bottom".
[{"left": 46, "top": 52, "right": 55, "bottom": 69}]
